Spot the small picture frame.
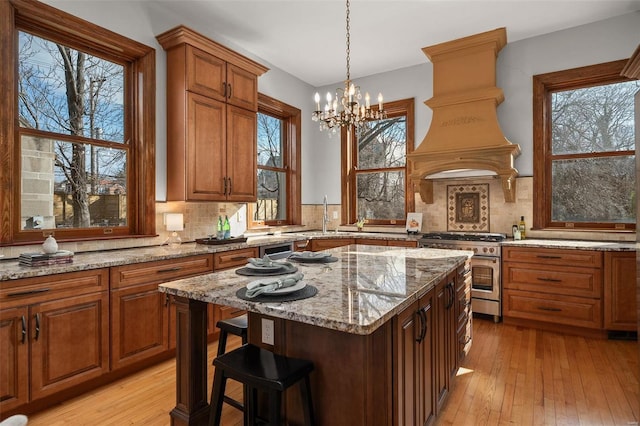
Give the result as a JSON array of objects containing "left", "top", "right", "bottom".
[{"left": 406, "top": 213, "right": 423, "bottom": 234}]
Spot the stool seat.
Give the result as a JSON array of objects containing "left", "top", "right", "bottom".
[
  {"left": 209, "top": 344, "right": 315, "bottom": 426},
  {"left": 214, "top": 344, "right": 314, "bottom": 392},
  {"left": 216, "top": 314, "right": 248, "bottom": 337}
]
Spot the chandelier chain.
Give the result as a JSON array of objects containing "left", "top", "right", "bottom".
[{"left": 345, "top": 0, "right": 350, "bottom": 83}]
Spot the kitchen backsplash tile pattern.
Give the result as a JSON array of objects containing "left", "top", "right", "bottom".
[{"left": 0, "top": 176, "right": 633, "bottom": 259}]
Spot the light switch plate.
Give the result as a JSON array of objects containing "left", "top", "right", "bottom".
[{"left": 332, "top": 211, "right": 338, "bottom": 219}]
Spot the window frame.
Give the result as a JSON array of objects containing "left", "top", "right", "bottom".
[
  {"left": 533, "top": 59, "right": 636, "bottom": 231},
  {"left": 341, "top": 98, "right": 415, "bottom": 226},
  {"left": 0, "top": 0, "right": 156, "bottom": 245},
  {"left": 248, "top": 93, "right": 301, "bottom": 228}
]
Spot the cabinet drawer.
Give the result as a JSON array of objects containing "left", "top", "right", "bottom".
[
  {"left": 214, "top": 247, "right": 258, "bottom": 270},
  {"left": 217, "top": 304, "right": 246, "bottom": 321},
  {"left": 293, "top": 239, "right": 311, "bottom": 252},
  {"left": 310, "top": 238, "right": 355, "bottom": 251},
  {"left": 111, "top": 254, "right": 214, "bottom": 289},
  {"left": 0, "top": 269, "right": 109, "bottom": 309},
  {"left": 502, "top": 263, "right": 601, "bottom": 298},
  {"left": 388, "top": 240, "right": 418, "bottom": 248},
  {"left": 504, "top": 289, "right": 602, "bottom": 329},
  {"left": 357, "top": 238, "right": 386, "bottom": 246},
  {"left": 502, "top": 247, "right": 602, "bottom": 268}
]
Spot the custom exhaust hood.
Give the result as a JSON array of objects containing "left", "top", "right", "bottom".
[{"left": 408, "top": 27, "right": 521, "bottom": 203}]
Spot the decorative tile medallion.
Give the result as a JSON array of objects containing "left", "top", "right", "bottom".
[{"left": 447, "top": 184, "right": 489, "bottom": 232}]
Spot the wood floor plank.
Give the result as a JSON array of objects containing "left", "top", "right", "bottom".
[{"left": 20, "top": 318, "right": 638, "bottom": 426}]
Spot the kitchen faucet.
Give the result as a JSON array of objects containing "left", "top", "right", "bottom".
[{"left": 322, "top": 195, "right": 329, "bottom": 234}]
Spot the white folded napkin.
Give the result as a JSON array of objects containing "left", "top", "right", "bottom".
[{"left": 245, "top": 272, "right": 304, "bottom": 298}]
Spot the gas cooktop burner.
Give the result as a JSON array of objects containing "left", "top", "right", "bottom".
[{"left": 420, "top": 232, "right": 506, "bottom": 242}]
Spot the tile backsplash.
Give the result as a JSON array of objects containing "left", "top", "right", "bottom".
[{"left": 0, "top": 176, "right": 634, "bottom": 259}]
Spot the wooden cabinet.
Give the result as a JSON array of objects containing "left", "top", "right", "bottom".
[
  {"left": 604, "top": 251, "right": 637, "bottom": 331},
  {"left": 394, "top": 289, "right": 435, "bottom": 426},
  {"left": 310, "top": 238, "right": 355, "bottom": 251},
  {"left": 293, "top": 239, "right": 311, "bottom": 252},
  {"left": 157, "top": 25, "right": 268, "bottom": 202},
  {"left": 435, "top": 272, "right": 457, "bottom": 413},
  {"left": 357, "top": 237, "right": 387, "bottom": 246},
  {"left": 0, "top": 269, "right": 109, "bottom": 412},
  {"left": 110, "top": 254, "right": 214, "bottom": 365},
  {"left": 388, "top": 239, "right": 419, "bottom": 248},
  {"left": 503, "top": 247, "right": 604, "bottom": 332},
  {"left": 455, "top": 264, "right": 472, "bottom": 362}
]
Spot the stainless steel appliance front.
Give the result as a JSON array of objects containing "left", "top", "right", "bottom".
[{"left": 419, "top": 232, "right": 504, "bottom": 323}]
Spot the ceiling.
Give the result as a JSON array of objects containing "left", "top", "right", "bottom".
[{"left": 145, "top": 0, "right": 640, "bottom": 87}]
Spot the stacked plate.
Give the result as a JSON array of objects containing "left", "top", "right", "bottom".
[{"left": 235, "top": 258, "right": 298, "bottom": 276}]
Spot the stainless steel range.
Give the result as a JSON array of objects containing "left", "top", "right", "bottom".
[{"left": 419, "top": 232, "right": 505, "bottom": 323}]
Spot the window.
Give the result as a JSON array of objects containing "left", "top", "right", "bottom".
[
  {"left": 341, "top": 98, "right": 414, "bottom": 225},
  {"left": 249, "top": 93, "right": 301, "bottom": 227},
  {"left": 533, "top": 60, "right": 637, "bottom": 231},
  {"left": 1, "top": 0, "right": 155, "bottom": 244}
]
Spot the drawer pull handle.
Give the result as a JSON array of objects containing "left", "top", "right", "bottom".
[
  {"left": 536, "top": 255, "right": 562, "bottom": 259},
  {"left": 537, "top": 277, "right": 561, "bottom": 283},
  {"left": 460, "top": 335, "right": 472, "bottom": 345},
  {"left": 21, "top": 315, "right": 27, "bottom": 344},
  {"left": 7, "top": 288, "right": 50, "bottom": 297},
  {"left": 537, "top": 306, "right": 562, "bottom": 312},
  {"left": 230, "top": 256, "right": 248, "bottom": 261},
  {"left": 34, "top": 313, "right": 41, "bottom": 341},
  {"left": 157, "top": 267, "right": 182, "bottom": 273}
]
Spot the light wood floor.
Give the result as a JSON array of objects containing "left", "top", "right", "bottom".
[{"left": 25, "top": 318, "right": 638, "bottom": 426}]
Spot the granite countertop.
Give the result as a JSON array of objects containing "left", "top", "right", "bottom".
[
  {"left": 501, "top": 239, "right": 637, "bottom": 251},
  {"left": 0, "top": 231, "right": 419, "bottom": 282},
  {"left": 158, "top": 245, "right": 471, "bottom": 335}
]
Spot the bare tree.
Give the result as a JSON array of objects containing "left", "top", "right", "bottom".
[{"left": 19, "top": 32, "right": 124, "bottom": 228}]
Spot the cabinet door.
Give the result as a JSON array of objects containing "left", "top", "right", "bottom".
[
  {"left": 435, "top": 277, "right": 455, "bottom": 413},
  {"left": 418, "top": 294, "right": 435, "bottom": 426},
  {"left": 186, "top": 45, "right": 226, "bottom": 101},
  {"left": 394, "top": 300, "right": 419, "bottom": 426},
  {"left": 226, "top": 63, "right": 258, "bottom": 111},
  {"left": 388, "top": 240, "right": 418, "bottom": 248},
  {"left": 30, "top": 292, "right": 109, "bottom": 401},
  {"left": 187, "top": 92, "right": 227, "bottom": 200},
  {"left": 0, "top": 306, "right": 29, "bottom": 412},
  {"left": 111, "top": 283, "right": 169, "bottom": 370},
  {"left": 226, "top": 105, "right": 257, "bottom": 201},
  {"left": 604, "top": 252, "right": 636, "bottom": 331}
]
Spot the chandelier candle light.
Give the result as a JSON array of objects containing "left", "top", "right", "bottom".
[{"left": 312, "top": 0, "right": 386, "bottom": 132}]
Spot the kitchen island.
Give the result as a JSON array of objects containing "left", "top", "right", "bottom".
[{"left": 158, "top": 244, "right": 472, "bottom": 426}]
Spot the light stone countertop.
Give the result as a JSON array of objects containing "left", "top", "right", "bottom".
[
  {"left": 0, "top": 232, "right": 419, "bottom": 281},
  {"left": 501, "top": 239, "right": 637, "bottom": 251},
  {"left": 158, "top": 244, "right": 472, "bottom": 335}
]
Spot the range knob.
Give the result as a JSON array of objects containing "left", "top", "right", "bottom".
[
  {"left": 483, "top": 247, "right": 488, "bottom": 253},
  {"left": 489, "top": 247, "right": 495, "bottom": 253}
]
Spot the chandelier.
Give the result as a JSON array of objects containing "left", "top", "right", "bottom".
[{"left": 312, "top": 0, "right": 386, "bottom": 132}]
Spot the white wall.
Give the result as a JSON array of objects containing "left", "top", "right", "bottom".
[{"left": 39, "top": 2, "right": 640, "bottom": 204}]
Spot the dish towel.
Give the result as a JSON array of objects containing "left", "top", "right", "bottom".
[{"left": 245, "top": 272, "right": 304, "bottom": 298}]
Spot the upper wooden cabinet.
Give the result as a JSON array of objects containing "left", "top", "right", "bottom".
[{"left": 157, "top": 26, "right": 268, "bottom": 202}]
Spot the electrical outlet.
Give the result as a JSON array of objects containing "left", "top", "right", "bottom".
[
  {"left": 332, "top": 211, "right": 338, "bottom": 219},
  {"left": 261, "top": 318, "right": 274, "bottom": 345}
]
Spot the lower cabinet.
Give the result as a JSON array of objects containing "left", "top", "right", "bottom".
[
  {"left": 604, "top": 251, "right": 637, "bottom": 331},
  {"left": 435, "top": 271, "right": 457, "bottom": 413},
  {"left": 0, "top": 269, "right": 109, "bottom": 413},
  {"left": 310, "top": 238, "right": 355, "bottom": 251},
  {"left": 394, "top": 267, "right": 464, "bottom": 426},
  {"left": 110, "top": 254, "right": 214, "bottom": 369},
  {"left": 394, "top": 289, "right": 435, "bottom": 426}
]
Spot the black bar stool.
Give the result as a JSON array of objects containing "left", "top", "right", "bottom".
[
  {"left": 209, "top": 344, "right": 315, "bottom": 426},
  {"left": 215, "top": 314, "right": 248, "bottom": 412}
]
